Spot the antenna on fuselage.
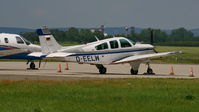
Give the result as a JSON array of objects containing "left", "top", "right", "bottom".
[{"left": 95, "top": 36, "right": 100, "bottom": 41}]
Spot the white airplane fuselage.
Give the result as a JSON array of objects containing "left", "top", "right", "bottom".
[{"left": 46, "top": 37, "right": 154, "bottom": 65}]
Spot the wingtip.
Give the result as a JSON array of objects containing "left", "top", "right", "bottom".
[{"left": 175, "top": 51, "right": 182, "bottom": 54}]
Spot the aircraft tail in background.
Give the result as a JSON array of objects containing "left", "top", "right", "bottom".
[{"left": 36, "top": 27, "right": 62, "bottom": 54}]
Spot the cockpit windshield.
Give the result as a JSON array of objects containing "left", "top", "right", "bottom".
[
  {"left": 21, "top": 36, "right": 31, "bottom": 45},
  {"left": 127, "top": 39, "right": 135, "bottom": 45}
]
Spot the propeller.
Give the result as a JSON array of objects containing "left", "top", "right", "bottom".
[{"left": 149, "top": 28, "right": 158, "bottom": 53}]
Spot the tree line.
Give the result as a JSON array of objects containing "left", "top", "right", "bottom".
[{"left": 20, "top": 27, "right": 199, "bottom": 46}]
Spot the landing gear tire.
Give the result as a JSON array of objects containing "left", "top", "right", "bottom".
[
  {"left": 143, "top": 62, "right": 155, "bottom": 75},
  {"left": 130, "top": 68, "right": 138, "bottom": 75},
  {"left": 147, "top": 68, "right": 153, "bottom": 74},
  {"left": 99, "top": 67, "right": 107, "bottom": 74},
  {"left": 30, "top": 62, "right": 36, "bottom": 69},
  {"left": 96, "top": 64, "right": 107, "bottom": 74}
]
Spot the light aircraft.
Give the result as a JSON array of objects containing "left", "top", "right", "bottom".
[
  {"left": 0, "top": 33, "right": 41, "bottom": 69},
  {"left": 29, "top": 27, "right": 180, "bottom": 74}
]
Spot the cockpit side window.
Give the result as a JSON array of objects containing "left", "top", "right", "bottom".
[
  {"left": 109, "top": 40, "right": 119, "bottom": 49},
  {"left": 16, "top": 36, "right": 24, "bottom": 44},
  {"left": 119, "top": 39, "right": 132, "bottom": 48},
  {"left": 95, "top": 42, "right": 108, "bottom": 50},
  {"left": 4, "top": 38, "right": 9, "bottom": 43}
]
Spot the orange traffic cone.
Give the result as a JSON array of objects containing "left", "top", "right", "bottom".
[
  {"left": 65, "top": 63, "right": 69, "bottom": 70},
  {"left": 189, "top": 67, "right": 194, "bottom": 77},
  {"left": 57, "top": 64, "right": 62, "bottom": 72},
  {"left": 169, "top": 66, "right": 175, "bottom": 75}
]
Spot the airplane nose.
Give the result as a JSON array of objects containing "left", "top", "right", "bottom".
[
  {"left": 149, "top": 45, "right": 158, "bottom": 53},
  {"left": 148, "top": 44, "right": 154, "bottom": 49}
]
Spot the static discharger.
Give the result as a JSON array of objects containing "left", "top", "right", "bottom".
[
  {"left": 65, "top": 62, "right": 69, "bottom": 70},
  {"left": 189, "top": 67, "right": 194, "bottom": 77},
  {"left": 169, "top": 66, "right": 175, "bottom": 75},
  {"left": 57, "top": 64, "right": 62, "bottom": 72}
]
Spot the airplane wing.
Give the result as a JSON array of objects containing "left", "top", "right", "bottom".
[
  {"left": 45, "top": 52, "right": 74, "bottom": 58},
  {"left": 28, "top": 52, "right": 74, "bottom": 58},
  {"left": 113, "top": 51, "right": 181, "bottom": 64}
]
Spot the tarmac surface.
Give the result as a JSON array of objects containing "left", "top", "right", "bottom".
[{"left": 0, "top": 62, "right": 198, "bottom": 80}]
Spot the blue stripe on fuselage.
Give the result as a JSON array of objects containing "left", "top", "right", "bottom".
[
  {"left": 0, "top": 47, "right": 13, "bottom": 51},
  {"left": 0, "top": 48, "right": 10, "bottom": 51},
  {"left": 0, "top": 45, "right": 18, "bottom": 51},
  {"left": 70, "top": 48, "right": 153, "bottom": 56},
  {"left": 0, "top": 52, "right": 41, "bottom": 60}
]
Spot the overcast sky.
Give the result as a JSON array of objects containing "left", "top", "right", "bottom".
[{"left": 0, "top": 0, "right": 198, "bottom": 29}]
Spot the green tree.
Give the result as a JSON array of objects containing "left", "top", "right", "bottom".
[
  {"left": 50, "top": 30, "right": 66, "bottom": 42},
  {"left": 169, "top": 28, "right": 194, "bottom": 41},
  {"left": 93, "top": 30, "right": 105, "bottom": 40},
  {"left": 67, "top": 27, "right": 80, "bottom": 42},
  {"left": 20, "top": 32, "right": 38, "bottom": 44},
  {"left": 79, "top": 29, "right": 95, "bottom": 43},
  {"left": 153, "top": 29, "right": 168, "bottom": 43}
]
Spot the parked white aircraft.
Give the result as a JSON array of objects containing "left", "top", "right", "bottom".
[
  {"left": 29, "top": 28, "right": 180, "bottom": 74},
  {"left": 0, "top": 33, "right": 41, "bottom": 69}
]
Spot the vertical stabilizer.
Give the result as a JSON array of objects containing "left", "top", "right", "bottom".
[{"left": 36, "top": 28, "right": 62, "bottom": 54}]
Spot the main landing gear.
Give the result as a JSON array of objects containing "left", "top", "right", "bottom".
[
  {"left": 130, "top": 68, "right": 138, "bottom": 75},
  {"left": 144, "top": 63, "right": 155, "bottom": 75},
  {"left": 96, "top": 64, "right": 107, "bottom": 74},
  {"left": 30, "top": 62, "right": 36, "bottom": 69},
  {"left": 27, "top": 61, "right": 38, "bottom": 70},
  {"left": 95, "top": 63, "right": 154, "bottom": 75},
  {"left": 130, "top": 62, "right": 141, "bottom": 75}
]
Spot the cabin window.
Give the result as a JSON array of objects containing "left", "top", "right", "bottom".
[
  {"left": 119, "top": 39, "right": 132, "bottom": 48},
  {"left": 16, "top": 36, "right": 24, "bottom": 44},
  {"left": 95, "top": 42, "right": 108, "bottom": 50},
  {"left": 109, "top": 40, "right": 119, "bottom": 49},
  {"left": 4, "top": 38, "right": 9, "bottom": 43}
]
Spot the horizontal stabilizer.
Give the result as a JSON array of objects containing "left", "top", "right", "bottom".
[
  {"left": 113, "top": 51, "right": 181, "bottom": 64},
  {"left": 28, "top": 52, "right": 46, "bottom": 58},
  {"left": 46, "top": 52, "right": 74, "bottom": 58}
]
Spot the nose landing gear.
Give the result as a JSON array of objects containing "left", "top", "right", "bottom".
[{"left": 144, "top": 63, "right": 155, "bottom": 75}]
